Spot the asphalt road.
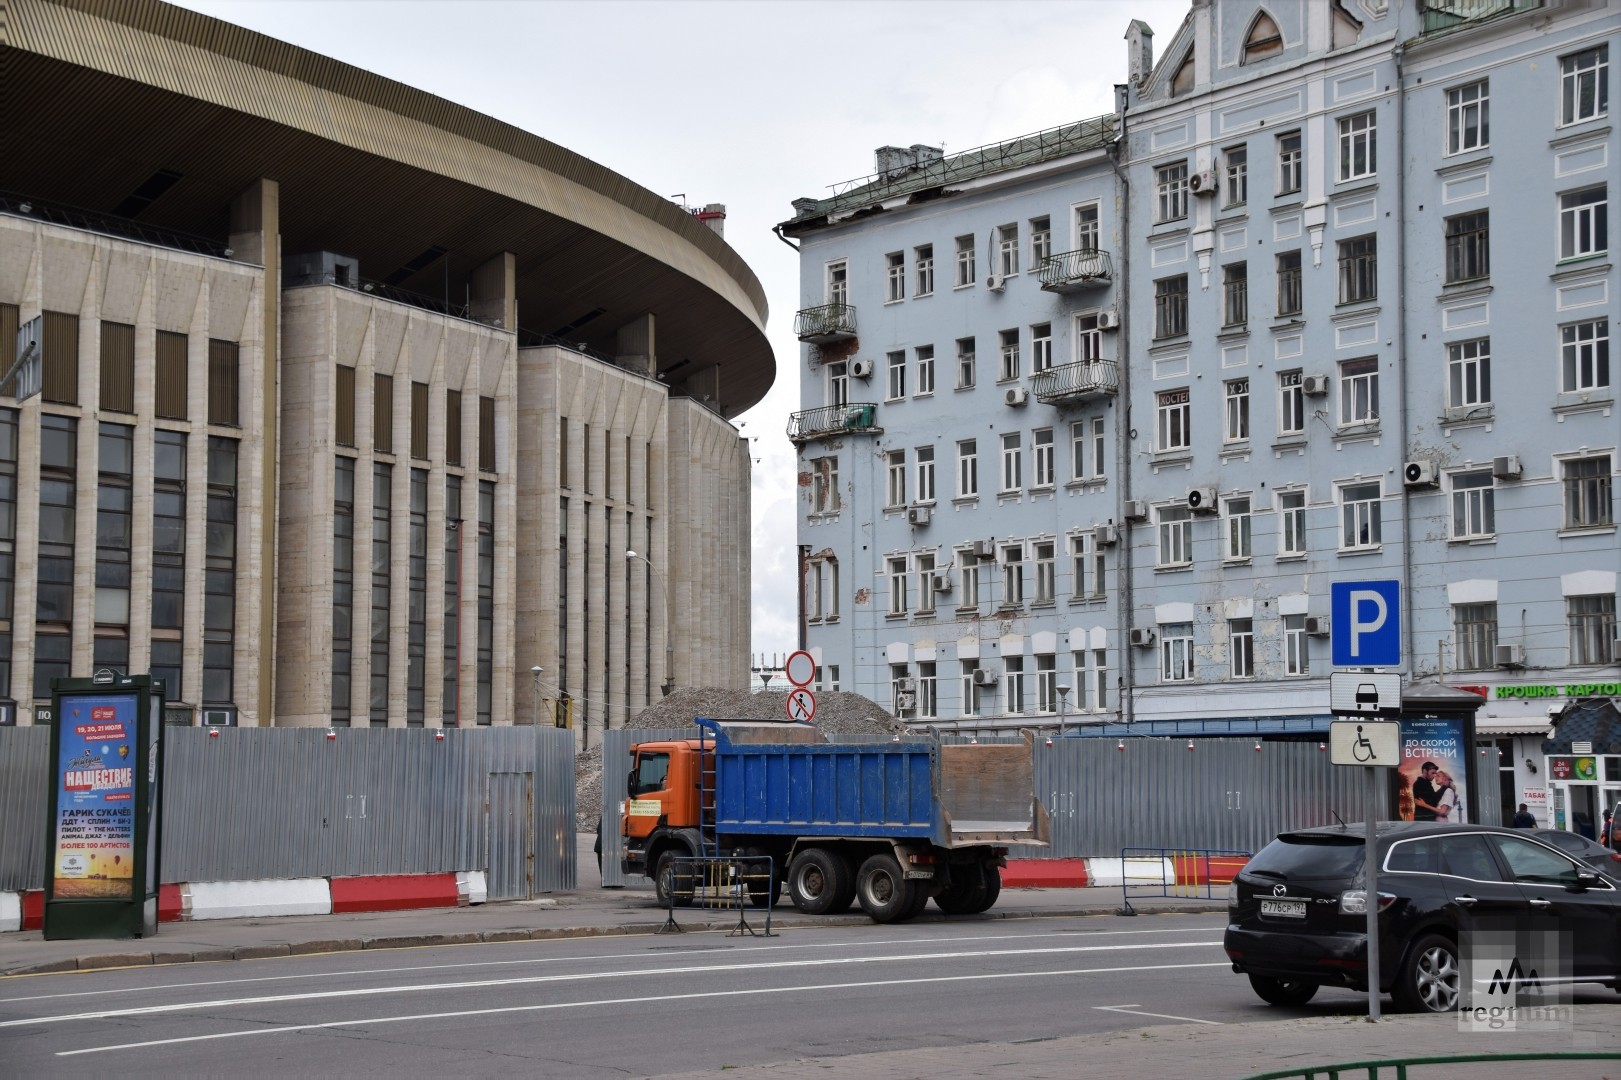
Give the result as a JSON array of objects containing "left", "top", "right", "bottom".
[{"left": 0, "top": 912, "right": 1612, "bottom": 1078}]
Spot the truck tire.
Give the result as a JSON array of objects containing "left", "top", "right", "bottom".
[
  {"left": 856, "top": 853, "right": 918, "bottom": 923},
  {"left": 967, "top": 864, "right": 1001, "bottom": 914},
  {"left": 933, "top": 865, "right": 985, "bottom": 915},
  {"left": 654, "top": 850, "right": 694, "bottom": 907},
  {"left": 788, "top": 847, "right": 850, "bottom": 915}
]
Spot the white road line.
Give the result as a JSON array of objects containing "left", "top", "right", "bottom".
[
  {"left": 0, "top": 921, "right": 1225, "bottom": 1004},
  {"left": 58, "top": 961, "right": 1234, "bottom": 1058},
  {"left": 5, "top": 939, "right": 1225, "bottom": 1027},
  {"left": 1094, "top": 1003, "right": 1224, "bottom": 1025}
]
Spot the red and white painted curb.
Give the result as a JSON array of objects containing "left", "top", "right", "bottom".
[{"left": 1002, "top": 855, "right": 1248, "bottom": 890}]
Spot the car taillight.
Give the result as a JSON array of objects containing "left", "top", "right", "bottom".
[{"left": 1338, "top": 889, "right": 1396, "bottom": 915}]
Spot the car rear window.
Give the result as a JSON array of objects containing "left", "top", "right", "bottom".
[{"left": 1246, "top": 835, "right": 1365, "bottom": 879}]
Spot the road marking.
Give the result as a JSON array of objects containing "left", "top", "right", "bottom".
[
  {"left": 58, "top": 962, "right": 1233, "bottom": 1057},
  {"left": 0, "top": 922, "right": 1226, "bottom": 1003},
  {"left": 6, "top": 940, "right": 1225, "bottom": 1027},
  {"left": 1094, "top": 1003, "right": 1223, "bottom": 1025}
]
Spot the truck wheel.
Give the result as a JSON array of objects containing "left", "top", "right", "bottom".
[
  {"left": 900, "top": 883, "right": 933, "bottom": 921},
  {"left": 855, "top": 853, "right": 916, "bottom": 923},
  {"left": 967, "top": 865, "right": 1001, "bottom": 914},
  {"left": 654, "top": 851, "right": 694, "bottom": 907},
  {"left": 788, "top": 848, "right": 849, "bottom": 915},
  {"left": 933, "top": 866, "right": 984, "bottom": 915}
]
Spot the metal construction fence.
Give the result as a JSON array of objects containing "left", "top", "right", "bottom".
[{"left": 0, "top": 726, "right": 574, "bottom": 896}]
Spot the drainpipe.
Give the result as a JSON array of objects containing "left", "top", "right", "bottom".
[
  {"left": 1393, "top": 43, "right": 1416, "bottom": 681},
  {"left": 1110, "top": 83, "right": 1137, "bottom": 727}
]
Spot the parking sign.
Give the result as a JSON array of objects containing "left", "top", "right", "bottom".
[{"left": 1330, "top": 580, "right": 1401, "bottom": 667}]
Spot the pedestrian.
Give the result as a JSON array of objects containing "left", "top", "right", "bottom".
[{"left": 1510, "top": 802, "right": 1537, "bottom": 829}]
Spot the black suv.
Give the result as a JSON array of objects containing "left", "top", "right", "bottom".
[{"left": 1224, "top": 822, "right": 1621, "bottom": 1012}]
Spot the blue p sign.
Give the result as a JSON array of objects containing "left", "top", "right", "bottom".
[{"left": 1330, "top": 580, "right": 1401, "bottom": 667}]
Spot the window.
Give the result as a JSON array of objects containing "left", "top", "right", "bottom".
[
  {"left": 1034, "top": 542, "right": 1056, "bottom": 605},
  {"left": 99, "top": 322, "right": 134, "bottom": 412},
  {"left": 407, "top": 469, "right": 427, "bottom": 724},
  {"left": 478, "top": 396, "right": 496, "bottom": 472},
  {"left": 1157, "top": 388, "right": 1191, "bottom": 452},
  {"left": 1340, "top": 480, "right": 1382, "bottom": 549},
  {"left": 1031, "top": 324, "right": 1053, "bottom": 373},
  {"left": 95, "top": 424, "right": 133, "bottom": 642},
  {"left": 828, "top": 361, "right": 849, "bottom": 407},
  {"left": 1001, "top": 545, "right": 1025, "bottom": 608},
  {"left": 807, "top": 557, "right": 840, "bottom": 621},
  {"left": 445, "top": 389, "right": 462, "bottom": 465},
  {"left": 1222, "top": 263, "right": 1248, "bottom": 327},
  {"left": 1278, "top": 371, "right": 1305, "bottom": 435},
  {"left": 997, "top": 224, "right": 1019, "bottom": 277},
  {"left": 1338, "top": 235, "right": 1377, "bottom": 303},
  {"left": 1070, "top": 421, "right": 1088, "bottom": 481},
  {"left": 916, "top": 446, "right": 935, "bottom": 503},
  {"left": 959, "top": 550, "right": 982, "bottom": 610},
  {"left": 915, "top": 345, "right": 935, "bottom": 395},
  {"left": 1092, "top": 417, "right": 1106, "bottom": 480},
  {"left": 956, "top": 337, "right": 976, "bottom": 389},
  {"left": 1157, "top": 505, "right": 1192, "bottom": 567},
  {"left": 1338, "top": 111, "right": 1376, "bottom": 181},
  {"left": 332, "top": 456, "right": 354, "bottom": 721},
  {"left": 1071, "top": 531, "right": 1104, "bottom": 600},
  {"left": 1156, "top": 162, "right": 1189, "bottom": 223},
  {"left": 1074, "top": 204, "right": 1100, "bottom": 252},
  {"left": 1000, "top": 432, "right": 1022, "bottom": 493},
  {"left": 1005, "top": 656, "right": 1027, "bottom": 713},
  {"left": 209, "top": 339, "right": 239, "bottom": 426},
  {"left": 916, "top": 552, "right": 936, "bottom": 616},
  {"left": 1172, "top": 51, "right": 1195, "bottom": 96},
  {"left": 373, "top": 373, "right": 393, "bottom": 454},
  {"left": 1560, "top": 46, "right": 1608, "bottom": 126},
  {"left": 1035, "top": 653, "right": 1057, "bottom": 713},
  {"left": 826, "top": 260, "right": 848, "bottom": 305},
  {"left": 1276, "top": 251, "right": 1302, "bottom": 316},
  {"left": 1230, "top": 619, "right": 1254, "bottom": 678},
  {"left": 998, "top": 329, "right": 1020, "bottom": 381},
  {"left": 1074, "top": 313, "right": 1102, "bottom": 363},
  {"left": 1284, "top": 614, "right": 1309, "bottom": 676},
  {"left": 1559, "top": 187, "right": 1607, "bottom": 260},
  {"left": 443, "top": 476, "right": 461, "bottom": 724},
  {"left": 960, "top": 660, "right": 981, "bottom": 717},
  {"left": 811, "top": 456, "right": 841, "bottom": 514},
  {"left": 1454, "top": 602, "right": 1498, "bottom": 671},
  {"left": 1032, "top": 428, "right": 1054, "bottom": 488},
  {"left": 1568, "top": 594, "right": 1616, "bottom": 665},
  {"left": 36, "top": 416, "right": 76, "bottom": 655},
  {"left": 1448, "top": 338, "right": 1491, "bottom": 409},
  {"left": 955, "top": 235, "right": 975, "bottom": 287},
  {"left": 1450, "top": 469, "right": 1495, "bottom": 540},
  {"left": 915, "top": 244, "right": 934, "bottom": 296},
  {"left": 41, "top": 311, "right": 79, "bottom": 406},
  {"left": 1030, "top": 216, "right": 1051, "bottom": 266},
  {"left": 886, "top": 450, "right": 907, "bottom": 508},
  {"left": 1339, "top": 358, "right": 1379, "bottom": 426},
  {"left": 156, "top": 330, "right": 188, "bottom": 419},
  {"left": 956, "top": 440, "right": 978, "bottom": 498},
  {"left": 1243, "top": 11, "right": 1282, "bottom": 62},
  {"left": 1155, "top": 275, "right": 1189, "bottom": 338},
  {"left": 1224, "top": 379, "right": 1249, "bottom": 443},
  {"left": 411, "top": 382, "right": 429, "bottom": 458},
  {"left": 886, "top": 252, "right": 905, "bottom": 303},
  {"left": 1080, "top": 648, "right": 1109, "bottom": 711},
  {"left": 1224, "top": 145, "right": 1249, "bottom": 207},
  {"left": 1277, "top": 131, "right": 1302, "bottom": 196},
  {"left": 1224, "top": 495, "right": 1252, "bottom": 560},
  {"left": 917, "top": 661, "right": 937, "bottom": 718},
  {"left": 1444, "top": 211, "right": 1489, "bottom": 284},
  {"left": 888, "top": 556, "right": 909, "bottom": 616},
  {"left": 1446, "top": 81, "right": 1489, "bottom": 154},
  {"left": 370, "top": 463, "right": 392, "bottom": 723},
  {"left": 1560, "top": 319, "right": 1609, "bottom": 393},
  {"left": 1278, "top": 489, "right": 1307, "bottom": 557},
  {"left": 886, "top": 350, "right": 906, "bottom": 400},
  {"left": 1161, "top": 623, "right": 1194, "bottom": 682},
  {"left": 151, "top": 432, "right": 185, "bottom": 689},
  {"left": 1562, "top": 454, "right": 1612, "bottom": 529}
]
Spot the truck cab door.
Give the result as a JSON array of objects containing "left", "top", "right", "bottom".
[{"left": 624, "top": 750, "right": 674, "bottom": 840}]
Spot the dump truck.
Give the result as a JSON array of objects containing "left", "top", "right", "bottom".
[{"left": 621, "top": 718, "right": 1049, "bottom": 923}]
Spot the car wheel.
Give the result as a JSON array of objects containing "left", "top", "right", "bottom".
[
  {"left": 1247, "top": 974, "right": 1319, "bottom": 1007},
  {"left": 1393, "top": 933, "right": 1460, "bottom": 1013}
]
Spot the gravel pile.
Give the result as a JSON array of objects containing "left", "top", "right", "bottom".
[{"left": 576, "top": 688, "right": 902, "bottom": 830}]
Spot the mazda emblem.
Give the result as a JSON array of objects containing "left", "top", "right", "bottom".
[{"left": 1272, "top": 884, "right": 1287, "bottom": 896}]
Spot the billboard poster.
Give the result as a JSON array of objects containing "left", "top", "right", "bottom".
[
  {"left": 52, "top": 693, "right": 139, "bottom": 898},
  {"left": 1396, "top": 716, "right": 1468, "bottom": 824}
]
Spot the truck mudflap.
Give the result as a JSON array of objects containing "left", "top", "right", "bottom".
[{"left": 937, "top": 732, "right": 1051, "bottom": 849}]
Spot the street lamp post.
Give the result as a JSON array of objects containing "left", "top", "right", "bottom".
[
  {"left": 530, "top": 665, "right": 543, "bottom": 727},
  {"left": 1056, "top": 682, "right": 1072, "bottom": 738},
  {"left": 625, "top": 550, "right": 674, "bottom": 696}
]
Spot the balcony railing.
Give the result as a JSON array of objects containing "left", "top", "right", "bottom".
[
  {"left": 1030, "top": 360, "right": 1118, "bottom": 404},
  {"left": 788, "top": 402, "right": 879, "bottom": 443},
  {"left": 1037, "top": 248, "right": 1113, "bottom": 292},
  {"left": 1419, "top": 0, "right": 1539, "bottom": 34},
  {"left": 2, "top": 190, "right": 233, "bottom": 259},
  {"left": 794, "top": 302, "right": 857, "bottom": 343}
]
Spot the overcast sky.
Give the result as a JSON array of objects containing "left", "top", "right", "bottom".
[{"left": 175, "top": 0, "right": 1190, "bottom": 667}]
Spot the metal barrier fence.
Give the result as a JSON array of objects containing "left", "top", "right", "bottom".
[
  {"left": 657, "top": 855, "right": 776, "bottom": 937},
  {"left": 1117, "top": 846, "right": 1251, "bottom": 914},
  {"left": 1243, "top": 1051, "right": 1621, "bottom": 1080}
]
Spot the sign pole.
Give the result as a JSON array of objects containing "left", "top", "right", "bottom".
[{"left": 1364, "top": 763, "right": 1380, "bottom": 1021}]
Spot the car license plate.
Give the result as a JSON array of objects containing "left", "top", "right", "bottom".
[{"left": 1260, "top": 898, "right": 1306, "bottom": 918}]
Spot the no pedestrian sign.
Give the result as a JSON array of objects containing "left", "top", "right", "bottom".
[{"left": 786, "top": 688, "right": 816, "bottom": 724}]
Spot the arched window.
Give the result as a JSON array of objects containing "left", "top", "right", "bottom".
[
  {"left": 1332, "top": 3, "right": 1362, "bottom": 49},
  {"left": 1243, "top": 12, "right": 1283, "bottom": 63},
  {"left": 1171, "top": 50, "right": 1195, "bottom": 96}
]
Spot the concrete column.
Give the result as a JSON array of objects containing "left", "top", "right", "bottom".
[
  {"left": 469, "top": 251, "right": 515, "bottom": 332},
  {"left": 616, "top": 313, "right": 656, "bottom": 378}
]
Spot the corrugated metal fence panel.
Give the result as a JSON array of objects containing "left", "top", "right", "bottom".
[
  {"left": 0, "top": 728, "right": 50, "bottom": 890},
  {"left": 533, "top": 727, "right": 576, "bottom": 893}
]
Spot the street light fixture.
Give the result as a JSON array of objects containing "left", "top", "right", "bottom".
[
  {"left": 626, "top": 550, "right": 675, "bottom": 696},
  {"left": 530, "top": 665, "right": 543, "bottom": 727},
  {"left": 1056, "top": 682, "right": 1072, "bottom": 738}
]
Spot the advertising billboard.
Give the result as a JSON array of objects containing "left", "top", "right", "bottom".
[
  {"left": 1396, "top": 716, "right": 1468, "bottom": 823},
  {"left": 51, "top": 692, "right": 140, "bottom": 898}
]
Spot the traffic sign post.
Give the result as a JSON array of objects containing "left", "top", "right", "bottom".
[
  {"left": 1330, "top": 580, "right": 1402, "bottom": 668},
  {"left": 783, "top": 650, "right": 817, "bottom": 689}
]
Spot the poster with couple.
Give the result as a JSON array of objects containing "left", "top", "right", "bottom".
[{"left": 1396, "top": 716, "right": 1467, "bottom": 823}]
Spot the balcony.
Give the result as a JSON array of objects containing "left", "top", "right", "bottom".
[
  {"left": 794, "top": 302, "right": 857, "bottom": 343},
  {"left": 1419, "top": 0, "right": 1540, "bottom": 34},
  {"left": 1030, "top": 360, "right": 1118, "bottom": 404},
  {"left": 788, "top": 402, "right": 880, "bottom": 444},
  {"left": 1037, "top": 248, "right": 1113, "bottom": 292}
]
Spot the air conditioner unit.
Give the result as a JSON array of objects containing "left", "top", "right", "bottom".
[
  {"left": 1093, "top": 524, "right": 1119, "bottom": 547},
  {"left": 850, "top": 358, "right": 873, "bottom": 379},
  {"left": 1305, "top": 616, "right": 1331, "bottom": 637},
  {"left": 1005, "top": 387, "right": 1030, "bottom": 407},
  {"left": 1403, "top": 459, "right": 1439, "bottom": 488},
  {"left": 1189, "top": 169, "right": 1219, "bottom": 196},
  {"left": 907, "top": 505, "right": 932, "bottom": 526},
  {"left": 1096, "top": 308, "right": 1121, "bottom": 331},
  {"left": 1186, "top": 486, "right": 1219, "bottom": 513},
  {"left": 201, "top": 707, "right": 238, "bottom": 728},
  {"left": 1494, "top": 643, "right": 1526, "bottom": 668},
  {"left": 971, "top": 539, "right": 997, "bottom": 560},
  {"left": 972, "top": 668, "right": 999, "bottom": 687},
  {"left": 1123, "top": 499, "right": 1149, "bottom": 521},
  {"left": 895, "top": 692, "right": 917, "bottom": 710},
  {"left": 1302, "top": 375, "right": 1330, "bottom": 396},
  {"left": 1129, "top": 628, "right": 1156, "bottom": 648},
  {"left": 986, "top": 274, "right": 1006, "bottom": 293},
  {"left": 1611, "top": 638, "right": 1621, "bottom": 663},
  {"left": 1493, "top": 455, "right": 1523, "bottom": 480},
  {"left": 896, "top": 677, "right": 918, "bottom": 693},
  {"left": 931, "top": 572, "right": 953, "bottom": 594}
]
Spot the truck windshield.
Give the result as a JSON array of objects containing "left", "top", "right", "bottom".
[{"left": 630, "top": 752, "right": 670, "bottom": 797}]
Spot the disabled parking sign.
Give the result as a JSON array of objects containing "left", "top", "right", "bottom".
[{"left": 1330, "top": 580, "right": 1401, "bottom": 668}]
